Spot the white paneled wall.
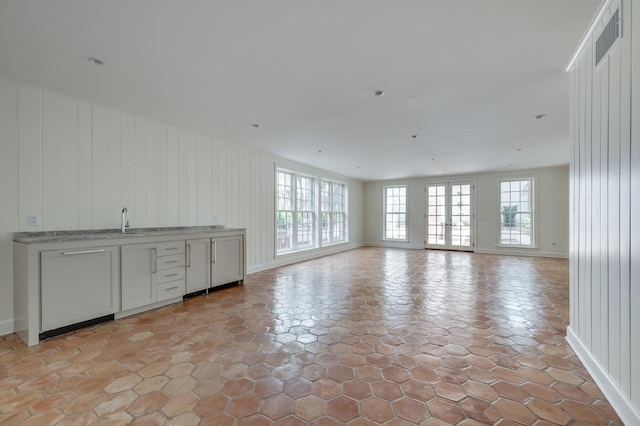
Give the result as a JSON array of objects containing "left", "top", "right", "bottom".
[
  {"left": 0, "top": 77, "right": 364, "bottom": 335},
  {"left": 567, "top": 1, "right": 640, "bottom": 423}
]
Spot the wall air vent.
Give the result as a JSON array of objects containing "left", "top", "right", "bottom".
[{"left": 595, "top": 8, "right": 620, "bottom": 66}]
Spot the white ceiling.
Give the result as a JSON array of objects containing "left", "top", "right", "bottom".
[{"left": 0, "top": 0, "right": 600, "bottom": 181}]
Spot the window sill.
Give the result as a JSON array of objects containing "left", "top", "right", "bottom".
[{"left": 382, "top": 239, "right": 409, "bottom": 243}]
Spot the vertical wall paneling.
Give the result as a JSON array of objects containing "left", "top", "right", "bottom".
[
  {"left": 569, "top": 1, "right": 640, "bottom": 422},
  {"left": 210, "top": 139, "right": 219, "bottom": 222},
  {"left": 250, "top": 152, "right": 257, "bottom": 266},
  {"left": 108, "top": 110, "right": 122, "bottom": 228},
  {"left": 607, "top": 45, "right": 622, "bottom": 386},
  {"left": 166, "top": 127, "right": 179, "bottom": 225},
  {"left": 0, "top": 78, "right": 18, "bottom": 331},
  {"left": 195, "top": 136, "right": 206, "bottom": 225},
  {"left": 134, "top": 118, "right": 146, "bottom": 226},
  {"left": 157, "top": 124, "right": 168, "bottom": 227},
  {"left": 58, "top": 96, "right": 79, "bottom": 230},
  {"left": 18, "top": 85, "right": 42, "bottom": 232},
  {"left": 77, "top": 102, "right": 93, "bottom": 229},
  {"left": 145, "top": 121, "right": 159, "bottom": 227},
  {"left": 91, "top": 106, "right": 110, "bottom": 228},
  {"left": 591, "top": 44, "right": 602, "bottom": 358},
  {"left": 120, "top": 114, "right": 135, "bottom": 221},
  {"left": 218, "top": 143, "right": 227, "bottom": 225},
  {"left": 202, "top": 137, "right": 212, "bottom": 226},
  {"left": 585, "top": 49, "right": 594, "bottom": 349},
  {"left": 41, "top": 92, "right": 59, "bottom": 230},
  {"left": 618, "top": 0, "right": 632, "bottom": 395},
  {"left": 178, "top": 130, "right": 187, "bottom": 225},
  {"left": 186, "top": 133, "right": 197, "bottom": 225},
  {"left": 569, "top": 67, "right": 577, "bottom": 330},
  {"left": 599, "top": 46, "right": 611, "bottom": 369},
  {"left": 630, "top": 0, "right": 640, "bottom": 409},
  {"left": 577, "top": 53, "right": 588, "bottom": 343}
]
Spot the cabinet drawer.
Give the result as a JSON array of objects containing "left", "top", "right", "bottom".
[
  {"left": 156, "top": 267, "right": 186, "bottom": 284},
  {"left": 157, "top": 280, "right": 185, "bottom": 301},
  {"left": 157, "top": 241, "right": 185, "bottom": 256},
  {"left": 157, "top": 254, "right": 185, "bottom": 270}
]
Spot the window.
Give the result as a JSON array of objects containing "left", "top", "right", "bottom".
[
  {"left": 499, "top": 178, "right": 534, "bottom": 246},
  {"left": 321, "top": 180, "right": 347, "bottom": 244},
  {"left": 384, "top": 185, "right": 407, "bottom": 240},
  {"left": 277, "top": 171, "right": 316, "bottom": 253}
]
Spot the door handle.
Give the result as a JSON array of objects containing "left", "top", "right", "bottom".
[
  {"left": 186, "top": 243, "right": 191, "bottom": 267},
  {"left": 62, "top": 249, "right": 105, "bottom": 255},
  {"left": 152, "top": 248, "right": 157, "bottom": 273},
  {"left": 212, "top": 241, "right": 217, "bottom": 263}
]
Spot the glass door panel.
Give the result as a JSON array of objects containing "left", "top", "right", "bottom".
[{"left": 426, "top": 182, "right": 474, "bottom": 251}]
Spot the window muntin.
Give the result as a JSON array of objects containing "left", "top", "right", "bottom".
[
  {"left": 384, "top": 185, "right": 407, "bottom": 240},
  {"left": 321, "top": 180, "right": 347, "bottom": 244},
  {"left": 499, "top": 178, "right": 533, "bottom": 246}
]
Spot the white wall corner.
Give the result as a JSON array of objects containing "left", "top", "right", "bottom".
[{"left": 566, "top": 326, "right": 640, "bottom": 425}]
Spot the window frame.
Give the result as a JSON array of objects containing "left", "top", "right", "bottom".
[
  {"left": 276, "top": 168, "right": 349, "bottom": 256},
  {"left": 383, "top": 184, "right": 408, "bottom": 241},
  {"left": 321, "top": 179, "right": 348, "bottom": 245},
  {"left": 276, "top": 169, "right": 317, "bottom": 254},
  {"left": 497, "top": 177, "right": 535, "bottom": 248}
]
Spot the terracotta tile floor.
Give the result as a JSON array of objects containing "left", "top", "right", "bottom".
[{"left": 0, "top": 248, "right": 623, "bottom": 425}]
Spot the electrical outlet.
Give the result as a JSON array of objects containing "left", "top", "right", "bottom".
[{"left": 28, "top": 214, "right": 41, "bottom": 226}]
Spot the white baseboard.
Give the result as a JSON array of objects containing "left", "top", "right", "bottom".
[
  {"left": 476, "top": 248, "right": 568, "bottom": 259},
  {"left": 566, "top": 326, "right": 640, "bottom": 425},
  {"left": 364, "top": 242, "right": 425, "bottom": 250},
  {"left": 0, "top": 318, "right": 14, "bottom": 336}
]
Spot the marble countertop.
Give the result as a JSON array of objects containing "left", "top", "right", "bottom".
[{"left": 13, "top": 226, "right": 245, "bottom": 243}]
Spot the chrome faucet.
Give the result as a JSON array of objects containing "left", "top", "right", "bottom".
[{"left": 121, "top": 207, "right": 129, "bottom": 233}]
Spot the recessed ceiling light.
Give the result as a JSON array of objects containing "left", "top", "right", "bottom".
[
  {"left": 410, "top": 135, "right": 419, "bottom": 140},
  {"left": 88, "top": 57, "right": 105, "bottom": 66},
  {"left": 251, "top": 123, "right": 260, "bottom": 128},
  {"left": 317, "top": 150, "right": 322, "bottom": 154},
  {"left": 534, "top": 114, "right": 546, "bottom": 120},
  {"left": 431, "top": 158, "right": 436, "bottom": 161},
  {"left": 373, "top": 90, "right": 384, "bottom": 97},
  {"left": 516, "top": 148, "right": 523, "bottom": 151}
]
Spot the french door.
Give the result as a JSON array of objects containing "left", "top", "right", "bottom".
[{"left": 425, "top": 182, "right": 475, "bottom": 251}]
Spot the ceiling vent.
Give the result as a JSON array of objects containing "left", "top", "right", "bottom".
[{"left": 595, "top": 8, "right": 620, "bottom": 66}]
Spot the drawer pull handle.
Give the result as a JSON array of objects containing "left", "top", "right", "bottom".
[
  {"left": 164, "top": 247, "right": 179, "bottom": 251},
  {"left": 165, "top": 286, "right": 179, "bottom": 291},
  {"left": 165, "top": 272, "right": 179, "bottom": 277},
  {"left": 165, "top": 260, "right": 179, "bottom": 264},
  {"left": 62, "top": 249, "right": 105, "bottom": 255}
]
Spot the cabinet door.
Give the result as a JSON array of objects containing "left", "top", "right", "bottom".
[
  {"left": 121, "top": 243, "right": 157, "bottom": 311},
  {"left": 41, "top": 246, "right": 119, "bottom": 332},
  {"left": 186, "top": 238, "right": 210, "bottom": 293},
  {"left": 211, "top": 235, "right": 244, "bottom": 287}
]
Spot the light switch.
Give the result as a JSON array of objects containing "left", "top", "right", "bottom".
[{"left": 28, "top": 214, "right": 41, "bottom": 226}]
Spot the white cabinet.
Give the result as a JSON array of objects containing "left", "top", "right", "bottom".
[
  {"left": 212, "top": 235, "right": 245, "bottom": 287},
  {"left": 13, "top": 227, "right": 245, "bottom": 346},
  {"left": 121, "top": 241, "right": 185, "bottom": 311},
  {"left": 155, "top": 241, "right": 186, "bottom": 302},
  {"left": 186, "top": 238, "right": 210, "bottom": 293},
  {"left": 121, "top": 243, "right": 157, "bottom": 311},
  {"left": 40, "top": 246, "right": 119, "bottom": 333}
]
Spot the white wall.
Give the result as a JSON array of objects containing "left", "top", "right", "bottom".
[
  {"left": 566, "top": 1, "right": 640, "bottom": 424},
  {"left": 363, "top": 165, "right": 570, "bottom": 258},
  {"left": 0, "top": 77, "right": 365, "bottom": 335}
]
